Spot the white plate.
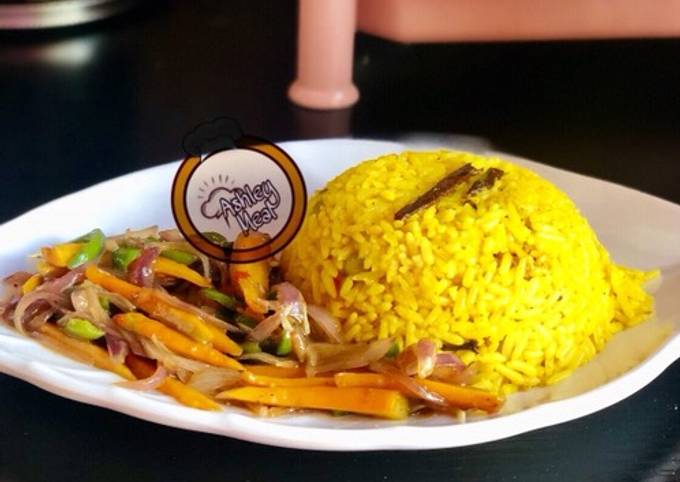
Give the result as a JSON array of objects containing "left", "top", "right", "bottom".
[{"left": 1, "top": 139, "right": 679, "bottom": 451}]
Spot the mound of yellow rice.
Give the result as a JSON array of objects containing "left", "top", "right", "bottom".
[{"left": 281, "top": 151, "right": 656, "bottom": 395}]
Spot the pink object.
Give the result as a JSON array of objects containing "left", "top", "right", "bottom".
[
  {"left": 358, "top": 0, "right": 680, "bottom": 42},
  {"left": 289, "top": 0, "right": 680, "bottom": 110},
  {"left": 288, "top": 0, "right": 359, "bottom": 110}
]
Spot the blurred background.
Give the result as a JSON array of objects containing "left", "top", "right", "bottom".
[{"left": 1, "top": 2, "right": 680, "bottom": 481}]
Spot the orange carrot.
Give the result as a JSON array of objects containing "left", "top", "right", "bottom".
[
  {"left": 125, "top": 354, "right": 220, "bottom": 411},
  {"left": 113, "top": 313, "right": 243, "bottom": 371},
  {"left": 153, "top": 257, "right": 211, "bottom": 288},
  {"left": 85, "top": 265, "right": 141, "bottom": 299},
  {"left": 134, "top": 289, "right": 242, "bottom": 356},
  {"left": 38, "top": 323, "right": 134, "bottom": 381},
  {"left": 334, "top": 372, "right": 502, "bottom": 413},
  {"left": 85, "top": 267, "right": 241, "bottom": 357},
  {"left": 229, "top": 232, "right": 271, "bottom": 314},
  {"left": 217, "top": 386, "right": 409, "bottom": 420},
  {"left": 244, "top": 365, "right": 305, "bottom": 378},
  {"left": 241, "top": 371, "right": 334, "bottom": 387}
]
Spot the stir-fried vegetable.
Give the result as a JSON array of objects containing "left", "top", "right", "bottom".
[
  {"left": 334, "top": 372, "right": 502, "bottom": 412},
  {"left": 112, "top": 247, "right": 141, "bottom": 271},
  {"left": 68, "top": 229, "right": 106, "bottom": 269},
  {"left": 113, "top": 313, "right": 243, "bottom": 370},
  {"left": 230, "top": 232, "right": 271, "bottom": 314},
  {"left": 21, "top": 274, "right": 42, "bottom": 295},
  {"left": 41, "top": 243, "right": 82, "bottom": 268},
  {"left": 200, "top": 288, "right": 237, "bottom": 309},
  {"left": 153, "top": 257, "right": 211, "bottom": 287},
  {"left": 38, "top": 323, "right": 134, "bottom": 380},
  {"left": 160, "top": 249, "right": 198, "bottom": 266},
  {"left": 62, "top": 318, "right": 105, "bottom": 340},
  {"left": 0, "top": 226, "right": 503, "bottom": 420},
  {"left": 218, "top": 386, "right": 409, "bottom": 420},
  {"left": 126, "top": 354, "right": 220, "bottom": 411},
  {"left": 241, "top": 372, "right": 334, "bottom": 387}
]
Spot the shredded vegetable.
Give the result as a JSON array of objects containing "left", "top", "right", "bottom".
[{"left": 0, "top": 227, "right": 502, "bottom": 419}]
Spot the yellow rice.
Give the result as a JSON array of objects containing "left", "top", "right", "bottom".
[{"left": 281, "top": 151, "right": 656, "bottom": 395}]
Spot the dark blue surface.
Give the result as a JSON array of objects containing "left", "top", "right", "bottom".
[{"left": 1, "top": 2, "right": 679, "bottom": 481}]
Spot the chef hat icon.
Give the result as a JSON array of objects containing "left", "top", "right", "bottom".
[{"left": 182, "top": 117, "right": 244, "bottom": 158}]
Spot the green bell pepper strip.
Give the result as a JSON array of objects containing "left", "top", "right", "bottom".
[
  {"left": 62, "top": 318, "right": 105, "bottom": 340},
  {"left": 112, "top": 246, "right": 141, "bottom": 271},
  {"left": 160, "top": 249, "right": 198, "bottom": 265},
  {"left": 276, "top": 331, "right": 292, "bottom": 356},
  {"left": 67, "top": 229, "right": 105, "bottom": 269},
  {"left": 385, "top": 342, "right": 400, "bottom": 359},
  {"left": 241, "top": 341, "right": 261, "bottom": 354},
  {"left": 234, "top": 313, "right": 258, "bottom": 328},
  {"left": 200, "top": 288, "right": 238, "bottom": 309},
  {"left": 202, "top": 231, "right": 229, "bottom": 247}
]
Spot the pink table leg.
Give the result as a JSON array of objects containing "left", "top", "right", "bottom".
[{"left": 288, "top": 0, "right": 359, "bottom": 110}]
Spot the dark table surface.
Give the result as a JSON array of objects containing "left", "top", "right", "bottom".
[{"left": 1, "top": 1, "right": 680, "bottom": 481}]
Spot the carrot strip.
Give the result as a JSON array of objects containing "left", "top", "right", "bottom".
[
  {"left": 153, "top": 257, "right": 211, "bottom": 288},
  {"left": 38, "top": 323, "right": 134, "bottom": 381},
  {"left": 125, "top": 354, "right": 220, "bottom": 411},
  {"left": 41, "top": 243, "right": 83, "bottom": 268},
  {"left": 229, "top": 232, "right": 271, "bottom": 314},
  {"left": 241, "top": 371, "right": 334, "bottom": 387},
  {"left": 134, "top": 289, "right": 242, "bottom": 356},
  {"left": 334, "top": 372, "right": 501, "bottom": 413},
  {"left": 217, "top": 386, "right": 409, "bottom": 420},
  {"left": 134, "top": 288, "right": 214, "bottom": 343},
  {"left": 204, "top": 324, "right": 242, "bottom": 357},
  {"left": 85, "top": 265, "right": 141, "bottom": 299},
  {"left": 244, "top": 365, "right": 305, "bottom": 378},
  {"left": 85, "top": 267, "right": 241, "bottom": 357},
  {"left": 113, "top": 313, "right": 243, "bottom": 371}
]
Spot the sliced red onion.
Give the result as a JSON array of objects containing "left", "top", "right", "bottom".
[
  {"left": 306, "top": 338, "right": 393, "bottom": 376},
  {"left": 54, "top": 310, "right": 94, "bottom": 328},
  {"left": 141, "top": 336, "right": 209, "bottom": 374},
  {"left": 370, "top": 360, "right": 448, "bottom": 409},
  {"left": 307, "top": 304, "right": 343, "bottom": 343},
  {"left": 274, "top": 282, "right": 303, "bottom": 305},
  {"left": 3, "top": 271, "right": 32, "bottom": 289},
  {"left": 0, "top": 295, "right": 20, "bottom": 322},
  {"left": 128, "top": 247, "right": 160, "bottom": 287},
  {"left": 238, "top": 352, "right": 300, "bottom": 368},
  {"left": 102, "top": 291, "right": 136, "bottom": 313},
  {"left": 24, "top": 308, "right": 56, "bottom": 332},
  {"left": 397, "top": 339, "right": 437, "bottom": 378},
  {"left": 187, "top": 367, "right": 241, "bottom": 395},
  {"left": 116, "top": 363, "right": 167, "bottom": 391},
  {"left": 249, "top": 311, "right": 283, "bottom": 342},
  {"left": 118, "top": 330, "right": 147, "bottom": 356},
  {"left": 435, "top": 352, "right": 466, "bottom": 370},
  {"left": 249, "top": 282, "right": 310, "bottom": 343},
  {"left": 38, "top": 268, "right": 84, "bottom": 294},
  {"left": 431, "top": 363, "right": 477, "bottom": 385},
  {"left": 13, "top": 291, "right": 68, "bottom": 334},
  {"left": 106, "top": 334, "right": 129, "bottom": 365},
  {"left": 290, "top": 325, "right": 309, "bottom": 363},
  {"left": 70, "top": 284, "right": 109, "bottom": 326}
]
